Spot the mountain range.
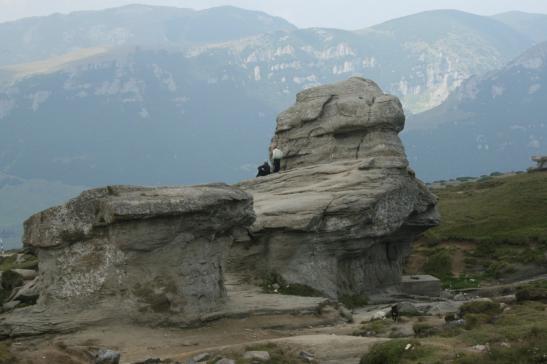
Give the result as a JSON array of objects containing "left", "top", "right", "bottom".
[
  {"left": 0, "top": 5, "right": 296, "bottom": 66},
  {"left": 403, "top": 41, "right": 547, "bottom": 181},
  {"left": 1, "top": 5, "right": 547, "bottom": 247}
]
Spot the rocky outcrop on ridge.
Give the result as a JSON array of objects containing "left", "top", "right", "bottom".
[
  {"left": 231, "top": 77, "right": 440, "bottom": 298},
  {"left": 2, "top": 184, "right": 254, "bottom": 334}
]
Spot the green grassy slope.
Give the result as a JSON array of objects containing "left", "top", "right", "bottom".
[
  {"left": 407, "top": 172, "right": 547, "bottom": 287},
  {"left": 426, "top": 172, "right": 547, "bottom": 243}
]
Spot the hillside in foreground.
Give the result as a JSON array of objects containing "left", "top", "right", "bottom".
[{"left": 407, "top": 171, "right": 547, "bottom": 288}]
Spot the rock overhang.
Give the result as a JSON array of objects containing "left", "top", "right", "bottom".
[{"left": 23, "top": 184, "right": 255, "bottom": 250}]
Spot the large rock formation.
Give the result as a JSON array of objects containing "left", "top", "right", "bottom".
[
  {"left": 231, "top": 77, "right": 439, "bottom": 298},
  {"left": 21, "top": 184, "right": 254, "bottom": 324}
]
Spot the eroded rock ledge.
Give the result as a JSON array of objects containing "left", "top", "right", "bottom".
[
  {"left": 1, "top": 184, "right": 254, "bottom": 336},
  {"left": 231, "top": 77, "right": 440, "bottom": 298}
]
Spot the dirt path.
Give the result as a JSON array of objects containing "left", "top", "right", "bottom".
[
  {"left": 8, "top": 274, "right": 339, "bottom": 363},
  {"left": 5, "top": 273, "right": 482, "bottom": 364}
]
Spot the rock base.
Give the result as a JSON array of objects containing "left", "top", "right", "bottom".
[{"left": 400, "top": 275, "right": 442, "bottom": 297}]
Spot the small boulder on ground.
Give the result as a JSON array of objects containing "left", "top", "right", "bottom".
[
  {"left": 299, "top": 350, "right": 315, "bottom": 363},
  {"left": 516, "top": 283, "right": 547, "bottom": 303},
  {"left": 215, "top": 359, "right": 235, "bottom": 364},
  {"left": 396, "top": 302, "right": 420, "bottom": 316},
  {"left": 192, "top": 353, "right": 211, "bottom": 362},
  {"left": 243, "top": 351, "right": 271, "bottom": 362},
  {"left": 95, "top": 349, "right": 121, "bottom": 364},
  {"left": 10, "top": 277, "right": 39, "bottom": 304},
  {"left": 11, "top": 269, "right": 38, "bottom": 280},
  {"left": 0, "top": 270, "right": 24, "bottom": 291},
  {"left": 339, "top": 305, "right": 354, "bottom": 323}
]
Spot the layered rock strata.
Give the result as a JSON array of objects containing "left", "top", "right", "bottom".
[
  {"left": 232, "top": 77, "right": 439, "bottom": 298},
  {"left": 22, "top": 184, "right": 254, "bottom": 323}
]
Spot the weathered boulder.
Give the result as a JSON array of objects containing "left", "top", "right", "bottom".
[
  {"left": 9, "top": 277, "right": 40, "bottom": 305},
  {"left": 21, "top": 184, "right": 254, "bottom": 324},
  {"left": 231, "top": 77, "right": 439, "bottom": 298},
  {"left": 271, "top": 77, "right": 406, "bottom": 171},
  {"left": 400, "top": 275, "right": 441, "bottom": 297}
]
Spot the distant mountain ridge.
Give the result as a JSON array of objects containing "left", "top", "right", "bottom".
[
  {"left": 403, "top": 41, "right": 547, "bottom": 181},
  {"left": 0, "top": 4, "right": 296, "bottom": 66},
  {"left": 493, "top": 11, "right": 547, "bottom": 44}
]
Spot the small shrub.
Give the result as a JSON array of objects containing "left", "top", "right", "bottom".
[
  {"left": 0, "top": 254, "right": 38, "bottom": 272},
  {"left": 463, "top": 313, "right": 492, "bottom": 330},
  {"left": 444, "top": 313, "right": 459, "bottom": 322},
  {"left": 456, "top": 177, "right": 475, "bottom": 182},
  {"left": 516, "top": 282, "right": 547, "bottom": 303},
  {"left": 260, "top": 273, "right": 324, "bottom": 297},
  {"left": 354, "top": 320, "right": 391, "bottom": 337},
  {"left": 444, "top": 276, "right": 480, "bottom": 290},
  {"left": 359, "top": 339, "right": 425, "bottom": 364},
  {"left": 472, "top": 241, "right": 497, "bottom": 258},
  {"left": 339, "top": 294, "right": 368, "bottom": 309},
  {"left": 486, "top": 262, "right": 515, "bottom": 279},
  {"left": 0, "top": 342, "right": 17, "bottom": 364},
  {"left": 460, "top": 301, "right": 501, "bottom": 316},
  {"left": 460, "top": 301, "right": 501, "bottom": 329},
  {"left": 479, "top": 327, "right": 547, "bottom": 364},
  {"left": 423, "top": 249, "right": 452, "bottom": 280},
  {"left": 413, "top": 323, "right": 439, "bottom": 337}
]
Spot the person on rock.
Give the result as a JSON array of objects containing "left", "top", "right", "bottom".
[
  {"left": 271, "top": 145, "right": 284, "bottom": 173},
  {"left": 390, "top": 304, "right": 400, "bottom": 323},
  {"left": 256, "top": 161, "right": 271, "bottom": 177}
]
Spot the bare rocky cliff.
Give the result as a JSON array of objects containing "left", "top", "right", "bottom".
[
  {"left": 232, "top": 77, "right": 440, "bottom": 298},
  {"left": 1, "top": 184, "right": 254, "bottom": 336}
]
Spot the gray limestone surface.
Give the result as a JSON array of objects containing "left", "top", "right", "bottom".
[
  {"left": 233, "top": 77, "right": 440, "bottom": 299},
  {"left": 401, "top": 275, "right": 442, "bottom": 297},
  {"left": 13, "top": 184, "right": 255, "bottom": 329}
]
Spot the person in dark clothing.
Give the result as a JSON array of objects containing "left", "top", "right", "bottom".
[
  {"left": 390, "top": 305, "right": 400, "bottom": 323},
  {"left": 256, "top": 161, "right": 271, "bottom": 177}
]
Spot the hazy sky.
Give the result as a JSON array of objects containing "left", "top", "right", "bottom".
[{"left": 1, "top": 0, "right": 547, "bottom": 28}]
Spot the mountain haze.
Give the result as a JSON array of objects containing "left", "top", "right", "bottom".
[
  {"left": 493, "top": 11, "right": 547, "bottom": 44},
  {"left": 404, "top": 41, "right": 547, "bottom": 181},
  {"left": 0, "top": 4, "right": 296, "bottom": 66}
]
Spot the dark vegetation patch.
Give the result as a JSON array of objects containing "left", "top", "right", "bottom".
[
  {"left": 353, "top": 319, "right": 392, "bottom": 337},
  {"left": 412, "top": 322, "right": 440, "bottom": 337},
  {"left": 0, "top": 270, "right": 23, "bottom": 291},
  {"left": 454, "top": 326, "right": 547, "bottom": 364},
  {"left": 359, "top": 339, "right": 430, "bottom": 364},
  {"left": 0, "top": 254, "right": 38, "bottom": 272},
  {"left": 516, "top": 280, "right": 547, "bottom": 303},
  {"left": 261, "top": 273, "right": 324, "bottom": 297},
  {"left": 422, "top": 248, "right": 452, "bottom": 280},
  {"left": 0, "top": 342, "right": 17, "bottom": 364},
  {"left": 339, "top": 294, "right": 369, "bottom": 309}
]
